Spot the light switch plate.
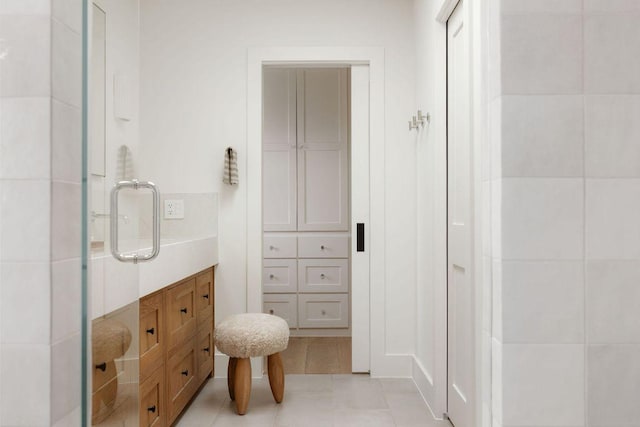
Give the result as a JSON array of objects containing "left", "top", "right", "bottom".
[{"left": 164, "top": 199, "right": 184, "bottom": 219}]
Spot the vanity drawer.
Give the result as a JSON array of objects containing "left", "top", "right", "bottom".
[
  {"left": 263, "top": 259, "right": 297, "bottom": 293},
  {"left": 298, "top": 236, "right": 349, "bottom": 258},
  {"left": 196, "top": 328, "right": 213, "bottom": 382},
  {"left": 298, "top": 294, "right": 349, "bottom": 328},
  {"left": 140, "top": 291, "right": 164, "bottom": 381},
  {"left": 263, "top": 236, "right": 297, "bottom": 258},
  {"left": 139, "top": 365, "right": 165, "bottom": 427},
  {"left": 166, "top": 278, "right": 196, "bottom": 351},
  {"left": 167, "top": 336, "right": 198, "bottom": 423},
  {"left": 298, "top": 259, "right": 349, "bottom": 293},
  {"left": 195, "top": 269, "right": 214, "bottom": 328},
  {"left": 263, "top": 293, "right": 298, "bottom": 328}
]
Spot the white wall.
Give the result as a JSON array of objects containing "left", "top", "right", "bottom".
[{"left": 139, "top": 0, "right": 419, "bottom": 373}]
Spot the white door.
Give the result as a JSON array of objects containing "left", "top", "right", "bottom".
[
  {"left": 297, "top": 68, "right": 349, "bottom": 231},
  {"left": 263, "top": 68, "right": 297, "bottom": 231},
  {"left": 447, "top": 1, "right": 474, "bottom": 426}
]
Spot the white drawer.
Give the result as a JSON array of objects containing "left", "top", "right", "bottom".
[
  {"left": 263, "top": 294, "right": 297, "bottom": 328},
  {"left": 298, "top": 236, "right": 349, "bottom": 258},
  {"left": 263, "top": 236, "right": 297, "bottom": 258},
  {"left": 298, "top": 259, "right": 349, "bottom": 293},
  {"left": 298, "top": 294, "right": 349, "bottom": 328},
  {"left": 263, "top": 259, "right": 297, "bottom": 293}
]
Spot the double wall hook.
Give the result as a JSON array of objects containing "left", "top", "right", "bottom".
[{"left": 409, "top": 109, "right": 431, "bottom": 131}]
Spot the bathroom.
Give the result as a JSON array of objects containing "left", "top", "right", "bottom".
[{"left": 0, "top": 0, "right": 638, "bottom": 426}]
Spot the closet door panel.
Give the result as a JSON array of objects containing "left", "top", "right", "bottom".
[
  {"left": 297, "top": 68, "right": 349, "bottom": 231},
  {"left": 263, "top": 68, "right": 297, "bottom": 231}
]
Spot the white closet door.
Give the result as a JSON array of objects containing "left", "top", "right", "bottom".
[
  {"left": 297, "top": 68, "right": 349, "bottom": 231},
  {"left": 263, "top": 69, "right": 297, "bottom": 231},
  {"left": 447, "top": 2, "right": 475, "bottom": 426}
]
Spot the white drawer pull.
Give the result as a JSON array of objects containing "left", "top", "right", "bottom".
[
  {"left": 321, "top": 310, "right": 326, "bottom": 315},
  {"left": 270, "top": 245, "right": 276, "bottom": 250},
  {"left": 320, "top": 274, "right": 326, "bottom": 279},
  {"left": 269, "top": 274, "right": 275, "bottom": 280},
  {"left": 320, "top": 245, "right": 325, "bottom": 250}
]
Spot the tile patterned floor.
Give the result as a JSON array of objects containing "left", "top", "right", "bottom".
[{"left": 175, "top": 374, "right": 451, "bottom": 427}]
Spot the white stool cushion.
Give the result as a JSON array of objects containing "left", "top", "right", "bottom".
[{"left": 214, "top": 313, "right": 289, "bottom": 358}]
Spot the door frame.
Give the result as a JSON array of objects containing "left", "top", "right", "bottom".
[{"left": 247, "top": 47, "right": 385, "bottom": 375}]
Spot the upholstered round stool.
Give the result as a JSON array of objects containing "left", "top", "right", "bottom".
[{"left": 214, "top": 313, "right": 289, "bottom": 415}]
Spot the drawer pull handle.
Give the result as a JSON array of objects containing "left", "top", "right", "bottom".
[
  {"left": 147, "top": 405, "right": 156, "bottom": 413},
  {"left": 181, "top": 369, "right": 189, "bottom": 376},
  {"left": 269, "top": 309, "right": 274, "bottom": 315},
  {"left": 146, "top": 327, "right": 155, "bottom": 335},
  {"left": 320, "top": 274, "right": 326, "bottom": 279},
  {"left": 202, "top": 294, "right": 209, "bottom": 299},
  {"left": 203, "top": 347, "right": 210, "bottom": 353},
  {"left": 95, "top": 362, "right": 107, "bottom": 372},
  {"left": 269, "top": 245, "right": 275, "bottom": 250},
  {"left": 321, "top": 310, "right": 326, "bottom": 315},
  {"left": 269, "top": 274, "right": 275, "bottom": 280},
  {"left": 180, "top": 307, "right": 188, "bottom": 314},
  {"left": 320, "top": 245, "right": 325, "bottom": 250}
]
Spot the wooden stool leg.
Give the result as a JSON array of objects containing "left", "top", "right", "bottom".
[
  {"left": 227, "top": 357, "right": 238, "bottom": 401},
  {"left": 234, "top": 358, "right": 252, "bottom": 415},
  {"left": 267, "top": 353, "right": 285, "bottom": 403}
]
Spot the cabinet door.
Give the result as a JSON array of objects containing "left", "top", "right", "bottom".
[
  {"left": 297, "top": 68, "right": 349, "bottom": 231},
  {"left": 139, "top": 365, "right": 165, "bottom": 427},
  {"left": 140, "top": 291, "right": 164, "bottom": 381},
  {"left": 166, "top": 278, "right": 196, "bottom": 351},
  {"left": 263, "top": 68, "right": 297, "bottom": 231}
]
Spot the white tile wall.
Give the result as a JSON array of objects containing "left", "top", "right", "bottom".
[
  {"left": 501, "top": 95, "right": 583, "bottom": 177},
  {"left": 51, "top": 258, "right": 81, "bottom": 342},
  {"left": 51, "top": 182, "right": 81, "bottom": 261},
  {"left": 51, "top": 17, "right": 81, "bottom": 107},
  {"left": 50, "top": 333, "right": 81, "bottom": 424},
  {"left": 52, "top": 99, "right": 82, "bottom": 183},
  {"left": 0, "top": 15, "right": 51, "bottom": 97},
  {"left": 502, "top": 344, "right": 584, "bottom": 426},
  {"left": 501, "top": 0, "right": 583, "bottom": 15},
  {"left": 585, "top": 95, "right": 640, "bottom": 177},
  {"left": 501, "top": 178, "right": 583, "bottom": 260},
  {"left": 585, "top": 0, "right": 640, "bottom": 13},
  {"left": 0, "top": 262, "right": 50, "bottom": 344},
  {"left": 587, "top": 344, "right": 640, "bottom": 426},
  {"left": 500, "top": 14, "right": 582, "bottom": 94},
  {"left": 0, "top": 0, "right": 50, "bottom": 14},
  {"left": 584, "top": 14, "right": 640, "bottom": 94},
  {"left": 586, "top": 179, "right": 640, "bottom": 260},
  {"left": 52, "top": 0, "right": 81, "bottom": 33},
  {"left": 501, "top": 261, "right": 584, "bottom": 344},
  {"left": 0, "top": 97, "right": 51, "bottom": 180},
  {"left": 587, "top": 261, "right": 640, "bottom": 344},
  {"left": 0, "top": 180, "right": 51, "bottom": 262},
  {"left": 0, "top": 344, "right": 51, "bottom": 425}
]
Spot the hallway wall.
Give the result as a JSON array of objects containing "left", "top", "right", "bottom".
[
  {"left": 491, "top": 2, "right": 640, "bottom": 426},
  {"left": 139, "top": 0, "right": 420, "bottom": 375}
]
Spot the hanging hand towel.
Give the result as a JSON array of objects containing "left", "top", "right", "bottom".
[{"left": 223, "top": 147, "right": 239, "bottom": 185}]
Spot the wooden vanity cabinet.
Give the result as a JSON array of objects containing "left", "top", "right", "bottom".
[{"left": 139, "top": 266, "right": 215, "bottom": 427}]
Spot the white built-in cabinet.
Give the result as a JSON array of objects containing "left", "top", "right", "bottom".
[{"left": 262, "top": 68, "right": 350, "bottom": 335}]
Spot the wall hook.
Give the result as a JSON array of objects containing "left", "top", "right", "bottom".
[
  {"left": 409, "top": 116, "right": 419, "bottom": 131},
  {"left": 417, "top": 110, "right": 430, "bottom": 126}
]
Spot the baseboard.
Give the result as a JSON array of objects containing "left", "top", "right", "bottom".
[
  {"left": 214, "top": 352, "right": 264, "bottom": 379},
  {"left": 412, "top": 355, "right": 445, "bottom": 421}
]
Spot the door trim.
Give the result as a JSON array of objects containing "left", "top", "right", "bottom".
[{"left": 247, "top": 47, "right": 385, "bottom": 376}]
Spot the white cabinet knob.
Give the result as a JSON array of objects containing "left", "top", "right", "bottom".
[
  {"left": 320, "top": 274, "right": 326, "bottom": 279},
  {"left": 269, "top": 309, "right": 274, "bottom": 314},
  {"left": 269, "top": 274, "right": 275, "bottom": 280},
  {"left": 321, "top": 310, "right": 326, "bottom": 315},
  {"left": 320, "top": 245, "right": 325, "bottom": 250}
]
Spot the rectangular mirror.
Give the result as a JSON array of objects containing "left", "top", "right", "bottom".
[{"left": 91, "top": 4, "right": 106, "bottom": 177}]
